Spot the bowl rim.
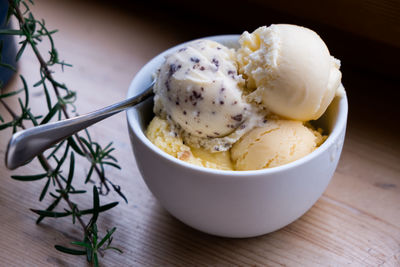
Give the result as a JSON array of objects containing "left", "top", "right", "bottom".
[{"left": 126, "top": 34, "right": 348, "bottom": 178}]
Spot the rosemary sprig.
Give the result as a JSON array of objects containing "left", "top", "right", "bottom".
[{"left": 0, "top": 0, "right": 125, "bottom": 265}]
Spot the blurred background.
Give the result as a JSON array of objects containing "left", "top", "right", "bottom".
[
  {"left": 104, "top": 0, "right": 400, "bottom": 132},
  {"left": 114, "top": 0, "right": 400, "bottom": 78}
]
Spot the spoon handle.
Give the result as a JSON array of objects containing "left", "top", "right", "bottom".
[{"left": 6, "top": 82, "right": 154, "bottom": 170}]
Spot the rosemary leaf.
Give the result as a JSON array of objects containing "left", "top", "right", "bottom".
[
  {"left": 54, "top": 245, "right": 86, "bottom": 256},
  {"left": 46, "top": 139, "right": 66, "bottom": 159},
  {"left": 30, "top": 209, "right": 71, "bottom": 218},
  {"left": 97, "top": 227, "right": 116, "bottom": 249},
  {"left": 0, "top": 121, "right": 14, "bottom": 130},
  {"left": 71, "top": 241, "right": 92, "bottom": 249},
  {"left": 79, "top": 202, "right": 119, "bottom": 216},
  {"left": 101, "top": 161, "right": 121, "bottom": 170},
  {"left": 93, "top": 252, "right": 99, "bottom": 267},
  {"left": 11, "top": 173, "right": 48, "bottom": 181},
  {"left": 33, "top": 76, "right": 46, "bottom": 87},
  {"left": 39, "top": 177, "right": 51, "bottom": 201},
  {"left": 38, "top": 155, "right": 49, "bottom": 171},
  {"left": 91, "top": 186, "right": 100, "bottom": 225},
  {"left": 0, "top": 89, "right": 24, "bottom": 98},
  {"left": 16, "top": 40, "right": 28, "bottom": 61},
  {"left": 67, "top": 137, "right": 84, "bottom": 156},
  {"left": 20, "top": 75, "right": 30, "bottom": 109},
  {"left": 105, "top": 154, "right": 118, "bottom": 163},
  {"left": 85, "top": 236, "right": 93, "bottom": 262},
  {"left": 102, "top": 142, "right": 113, "bottom": 152},
  {"left": 36, "top": 195, "right": 62, "bottom": 224},
  {"left": 53, "top": 142, "right": 70, "bottom": 174},
  {"left": 0, "top": 29, "right": 22, "bottom": 35},
  {"left": 69, "top": 190, "right": 87, "bottom": 194},
  {"left": 79, "top": 137, "right": 96, "bottom": 157},
  {"left": 0, "top": 62, "right": 17, "bottom": 72},
  {"left": 65, "top": 152, "right": 75, "bottom": 192},
  {"left": 105, "top": 247, "right": 123, "bottom": 254},
  {"left": 25, "top": 108, "right": 38, "bottom": 126},
  {"left": 85, "top": 164, "right": 95, "bottom": 183},
  {"left": 40, "top": 71, "right": 52, "bottom": 110}
]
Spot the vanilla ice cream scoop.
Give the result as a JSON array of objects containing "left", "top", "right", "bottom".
[
  {"left": 231, "top": 119, "right": 325, "bottom": 170},
  {"left": 237, "top": 24, "right": 342, "bottom": 121},
  {"left": 154, "top": 39, "right": 262, "bottom": 151}
]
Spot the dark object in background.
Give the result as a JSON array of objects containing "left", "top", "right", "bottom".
[
  {"left": 111, "top": 0, "right": 399, "bottom": 80},
  {"left": 0, "top": 0, "right": 17, "bottom": 86}
]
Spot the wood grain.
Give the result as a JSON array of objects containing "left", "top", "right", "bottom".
[{"left": 0, "top": 0, "right": 399, "bottom": 266}]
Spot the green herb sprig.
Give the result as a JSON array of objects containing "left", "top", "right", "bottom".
[{"left": 0, "top": 0, "right": 125, "bottom": 265}]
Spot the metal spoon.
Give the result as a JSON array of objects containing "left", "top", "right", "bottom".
[{"left": 5, "top": 81, "right": 154, "bottom": 170}]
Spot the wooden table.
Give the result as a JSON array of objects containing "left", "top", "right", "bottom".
[{"left": 1, "top": 0, "right": 399, "bottom": 265}]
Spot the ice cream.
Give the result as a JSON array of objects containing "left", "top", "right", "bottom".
[
  {"left": 231, "top": 119, "right": 325, "bottom": 170},
  {"left": 237, "top": 24, "right": 342, "bottom": 121},
  {"left": 146, "top": 116, "right": 233, "bottom": 170},
  {"left": 153, "top": 39, "right": 262, "bottom": 152},
  {"left": 146, "top": 24, "right": 343, "bottom": 171}
]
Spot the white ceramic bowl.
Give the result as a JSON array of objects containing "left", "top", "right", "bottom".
[{"left": 126, "top": 35, "right": 348, "bottom": 238}]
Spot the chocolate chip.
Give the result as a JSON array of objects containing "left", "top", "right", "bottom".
[
  {"left": 183, "top": 110, "right": 187, "bottom": 115},
  {"left": 214, "top": 132, "right": 220, "bottom": 136},
  {"left": 178, "top": 47, "right": 187, "bottom": 52},
  {"left": 192, "top": 90, "right": 202, "bottom": 99},
  {"left": 200, "top": 66, "right": 205, "bottom": 71},
  {"left": 219, "top": 101, "right": 224, "bottom": 105},
  {"left": 212, "top": 58, "right": 219, "bottom": 68},
  {"left": 231, "top": 114, "right": 243, "bottom": 121},
  {"left": 190, "top": 57, "right": 200, "bottom": 63},
  {"left": 169, "top": 64, "right": 180, "bottom": 77}
]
